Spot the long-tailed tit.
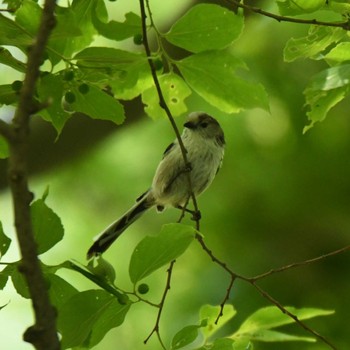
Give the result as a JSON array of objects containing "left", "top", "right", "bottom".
[{"left": 87, "top": 112, "right": 225, "bottom": 259}]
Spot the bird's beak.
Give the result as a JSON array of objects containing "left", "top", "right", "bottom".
[{"left": 184, "top": 121, "right": 196, "bottom": 129}]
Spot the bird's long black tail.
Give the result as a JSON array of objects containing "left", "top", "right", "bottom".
[{"left": 87, "top": 196, "right": 153, "bottom": 259}]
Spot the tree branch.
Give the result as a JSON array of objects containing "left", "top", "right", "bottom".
[
  {"left": 139, "top": 0, "right": 200, "bottom": 230},
  {"left": 196, "top": 235, "right": 344, "bottom": 350},
  {"left": 6, "top": 1, "right": 60, "bottom": 349},
  {"left": 227, "top": 0, "right": 350, "bottom": 30}
]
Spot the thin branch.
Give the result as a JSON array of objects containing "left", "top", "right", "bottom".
[
  {"left": 251, "top": 282, "right": 337, "bottom": 350},
  {"left": 144, "top": 260, "right": 176, "bottom": 347},
  {"left": 196, "top": 235, "right": 344, "bottom": 349},
  {"left": 227, "top": 0, "right": 350, "bottom": 30},
  {"left": 251, "top": 245, "right": 350, "bottom": 281},
  {"left": 139, "top": 0, "right": 200, "bottom": 230},
  {"left": 6, "top": 1, "right": 59, "bottom": 349}
]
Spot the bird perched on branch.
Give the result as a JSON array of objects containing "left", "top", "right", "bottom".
[{"left": 87, "top": 112, "right": 225, "bottom": 259}]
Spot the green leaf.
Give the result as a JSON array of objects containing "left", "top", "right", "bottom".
[
  {"left": 129, "top": 223, "right": 196, "bottom": 284},
  {"left": 37, "top": 73, "right": 71, "bottom": 134},
  {"left": 15, "top": 0, "right": 41, "bottom": 36},
  {"left": 92, "top": 10, "right": 142, "bottom": 41},
  {"left": 177, "top": 50, "right": 269, "bottom": 113},
  {"left": 142, "top": 73, "right": 191, "bottom": 119},
  {"left": 0, "top": 221, "right": 11, "bottom": 257},
  {"left": 277, "top": 0, "right": 325, "bottom": 16},
  {"left": 284, "top": 26, "right": 345, "bottom": 62},
  {"left": 46, "top": 273, "right": 78, "bottom": 309},
  {"left": 111, "top": 59, "right": 152, "bottom": 100},
  {"left": 0, "top": 264, "right": 15, "bottom": 290},
  {"left": 70, "top": 84, "right": 125, "bottom": 124},
  {"left": 0, "top": 84, "right": 18, "bottom": 106},
  {"left": 306, "top": 64, "right": 350, "bottom": 91},
  {"left": 165, "top": 4, "right": 243, "bottom": 53},
  {"left": 11, "top": 264, "right": 30, "bottom": 298},
  {"left": 241, "top": 329, "right": 314, "bottom": 342},
  {"left": 0, "top": 47, "right": 26, "bottom": 72},
  {"left": 303, "top": 64, "right": 350, "bottom": 131},
  {"left": 63, "top": 0, "right": 107, "bottom": 57},
  {"left": 236, "top": 306, "right": 334, "bottom": 335},
  {"left": 74, "top": 47, "right": 146, "bottom": 69},
  {"left": 200, "top": 304, "right": 236, "bottom": 340},
  {"left": 31, "top": 199, "right": 64, "bottom": 255},
  {"left": 325, "top": 42, "right": 350, "bottom": 66},
  {"left": 0, "top": 12, "right": 33, "bottom": 48},
  {"left": 0, "top": 136, "right": 9, "bottom": 159},
  {"left": 58, "top": 290, "right": 130, "bottom": 349},
  {"left": 171, "top": 320, "right": 207, "bottom": 350},
  {"left": 304, "top": 85, "right": 347, "bottom": 132}
]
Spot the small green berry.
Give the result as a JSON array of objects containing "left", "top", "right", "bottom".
[
  {"left": 11, "top": 80, "right": 23, "bottom": 92},
  {"left": 64, "top": 91, "right": 76, "bottom": 104},
  {"left": 138, "top": 283, "right": 149, "bottom": 295},
  {"left": 133, "top": 33, "right": 143, "bottom": 45},
  {"left": 78, "top": 83, "right": 89, "bottom": 94},
  {"left": 63, "top": 70, "right": 75, "bottom": 81},
  {"left": 153, "top": 59, "right": 163, "bottom": 71}
]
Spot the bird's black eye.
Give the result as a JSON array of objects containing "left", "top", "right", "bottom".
[{"left": 200, "top": 122, "right": 208, "bottom": 128}]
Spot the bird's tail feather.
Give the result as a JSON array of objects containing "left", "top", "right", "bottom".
[{"left": 87, "top": 197, "right": 152, "bottom": 259}]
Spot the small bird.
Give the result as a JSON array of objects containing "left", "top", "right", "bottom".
[{"left": 87, "top": 112, "right": 225, "bottom": 259}]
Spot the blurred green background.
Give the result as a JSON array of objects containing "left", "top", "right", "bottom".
[{"left": 1, "top": 1, "right": 350, "bottom": 349}]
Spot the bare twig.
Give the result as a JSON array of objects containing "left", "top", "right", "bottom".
[
  {"left": 4, "top": 1, "right": 60, "bottom": 349},
  {"left": 196, "top": 235, "right": 344, "bottom": 350},
  {"left": 139, "top": 0, "right": 200, "bottom": 230},
  {"left": 226, "top": 0, "right": 350, "bottom": 30},
  {"left": 251, "top": 245, "right": 350, "bottom": 281},
  {"left": 144, "top": 260, "right": 176, "bottom": 348}
]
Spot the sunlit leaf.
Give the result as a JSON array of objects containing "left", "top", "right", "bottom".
[
  {"left": 0, "top": 47, "right": 26, "bottom": 72},
  {"left": 92, "top": 10, "right": 142, "bottom": 41},
  {"left": 0, "top": 13, "right": 32, "bottom": 47},
  {"left": 304, "top": 85, "right": 347, "bottom": 132},
  {"left": 31, "top": 198, "right": 64, "bottom": 255},
  {"left": 177, "top": 50, "right": 269, "bottom": 113},
  {"left": 303, "top": 65, "right": 350, "bottom": 131},
  {"left": 325, "top": 42, "right": 350, "bottom": 66},
  {"left": 200, "top": 304, "right": 236, "bottom": 339},
  {"left": 284, "top": 26, "right": 345, "bottom": 62},
  {"left": 277, "top": 0, "right": 325, "bottom": 15},
  {"left": 171, "top": 320, "right": 207, "bottom": 350},
  {"left": 129, "top": 223, "right": 196, "bottom": 284},
  {"left": 235, "top": 306, "right": 334, "bottom": 334},
  {"left": 241, "top": 329, "right": 314, "bottom": 342},
  {"left": 142, "top": 73, "right": 192, "bottom": 119},
  {"left": 165, "top": 4, "right": 243, "bottom": 53}
]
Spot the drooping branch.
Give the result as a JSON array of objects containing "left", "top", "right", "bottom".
[{"left": 2, "top": 1, "right": 60, "bottom": 349}]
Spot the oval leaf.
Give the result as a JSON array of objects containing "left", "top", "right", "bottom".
[
  {"left": 177, "top": 50, "right": 269, "bottom": 113},
  {"left": 129, "top": 223, "right": 196, "bottom": 284},
  {"left": 31, "top": 199, "right": 64, "bottom": 254},
  {"left": 165, "top": 4, "right": 243, "bottom": 53},
  {"left": 58, "top": 290, "right": 130, "bottom": 349}
]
